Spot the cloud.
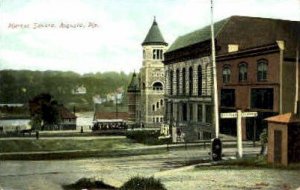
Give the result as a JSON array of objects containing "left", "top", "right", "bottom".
[{"left": 0, "top": 0, "right": 299, "bottom": 74}]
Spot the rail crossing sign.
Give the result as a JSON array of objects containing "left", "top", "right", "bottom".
[{"left": 220, "top": 110, "right": 258, "bottom": 158}]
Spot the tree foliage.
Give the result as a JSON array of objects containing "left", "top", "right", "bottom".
[
  {"left": 0, "top": 70, "right": 132, "bottom": 111},
  {"left": 29, "top": 93, "right": 60, "bottom": 130}
]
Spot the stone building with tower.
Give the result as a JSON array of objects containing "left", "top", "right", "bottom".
[{"left": 127, "top": 18, "right": 168, "bottom": 128}]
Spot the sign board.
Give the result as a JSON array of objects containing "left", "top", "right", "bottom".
[
  {"left": 242, "top": 112, "right": 258, "bottom": 117},
  {"left": 220, "top": 112, "right": 258, "bottom": 118},
  {"left": 220, "top": 112, "right": 237, "bottom": 118},
  {"left": 220, "top": 110, "right": 258, "bottom": 158}
]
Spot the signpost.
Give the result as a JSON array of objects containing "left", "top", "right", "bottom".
[{"left": 220, "top": 110, "right": 258, "bottom": 158}]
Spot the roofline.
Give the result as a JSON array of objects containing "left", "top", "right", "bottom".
[
  {"left": 165, "top": 15, "right": 300, "bottom": 54},
  {"left": 142, "top": 42, "right": 168, "bottom": 46}
]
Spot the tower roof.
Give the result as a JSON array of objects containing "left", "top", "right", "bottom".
[
  {"left": 142, "top": 17, "right": 168, "bottom": 46},
  {"left": 127, "top": 72, "right": 140, "bottom": 92}
]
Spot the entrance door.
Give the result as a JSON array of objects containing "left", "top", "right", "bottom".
[{"left": 274, "top": 130, "right": 282, "bottom": 163}]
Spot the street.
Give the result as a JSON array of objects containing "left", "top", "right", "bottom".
[{"left": 0, "top": 146, "right": 280, "bottom": 190}]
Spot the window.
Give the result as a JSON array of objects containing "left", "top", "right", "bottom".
[
  {"left": 152, "top": 105, "right": 155, "bottom": 111},
  {"left": 176, "top": 69, "right": 180, "bottom": 95},
  {"left": 189, "top": 104, "right": 193, "bottom": 121},
  {"left": 170, "top": 103, "right": 173, "bottom": 120},
  {"left": 198, "top": 65, "right": 202, "bottom": 96},
  {"left": 157, "top": 102, "right": 159, "bottom": 109},
  {"left": 223, "top": 66, "right": 231, "bottom": 83},
  {"left": 251, "top": 88, "right": 273, "bottom": 109},
  {"left": 205, "top": 105, "right": 212, "bottom": 123},
  {"left": 160, "top": 99, "right": 163, "bottom": 106},
  {"left": 170, "top": 70, "right": 173, "bottom": 95},
  {"left": 160, "top": 117, "right": 163, "bottom": 122},
  {"left": 189, "top": 67, "right": 193, "bottom": 96},
  {"left": 182, "top": 103, "right": 187, "bottom": 121},
  {"left": 221, "top": 89, "right": 235, "bottom": 107},
  {"left": 143, "top": 50, "right": 146, "bottom": 59},
  {"left": 153, "top": 82, "right": 163, "bottom": 90},
  {"left": 257, "top": 59, "right": 268, "bottom": 81},
  {"left": 182, "top": 68, "right": 186, "bottom": 95},
  {"left": 239, "top": 62, "right": 247, "bottom": 82},
  {"left": 142, "top": 83, "right": 145, "bottom": 90},
  {"left": 197, "top": 104, "right": 203, "bottom": 122},
  {"left": 156, "top": 117, "right": 159, "bottom": 123},
  {"left": 152, "top": 49, "right": 163, "bottom": 60}
]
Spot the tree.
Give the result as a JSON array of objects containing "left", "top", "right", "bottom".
[{"left": 29, "top": 93, "right": 60, "bottom": 130}]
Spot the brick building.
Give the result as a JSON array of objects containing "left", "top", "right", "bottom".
[
  {"left": 164, "top": 15, "right": 300, "bottom": 141},
  {"left": 216, "top": 16, "right": 300, "bottom": 139}
]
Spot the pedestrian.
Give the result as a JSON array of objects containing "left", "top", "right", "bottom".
[
  {"left": 36, "top": 130, "right": 39, "bottom": 140},
  {"left": 259, "top": 129, "right": 268, "bottom": 155}
]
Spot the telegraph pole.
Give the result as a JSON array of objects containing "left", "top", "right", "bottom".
[
  {"left": 211, "top": 0, "right": 219, "bottom": 138},
  {"left": 295, "top": 44, "right": 299, "bottom": 114}
]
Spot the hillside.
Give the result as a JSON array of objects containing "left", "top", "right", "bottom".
[{"left": 0, "top": 70, "right": 132, "bottom": 111}]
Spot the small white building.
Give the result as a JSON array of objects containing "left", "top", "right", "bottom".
[{"left": 0, "top": 118, "right": 31, "bottom": 133}]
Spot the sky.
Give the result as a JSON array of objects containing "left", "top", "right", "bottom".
[{"left": 0, "top": 0, "right": 299, "bottom": 74}]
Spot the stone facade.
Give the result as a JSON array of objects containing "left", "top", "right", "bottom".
[
  {"left": 127, "top": 18, "right": 168, "bottom": 128},
  {"left": 164, "top": 56, "right": 214, "bottom": 142},
  {"left": 139, "top": 44, "right": 167, "bottom": 127}
]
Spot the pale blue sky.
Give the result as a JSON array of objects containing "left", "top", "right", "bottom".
[{"left": 0, "top": 0, "right": 299, "bottom": 74}]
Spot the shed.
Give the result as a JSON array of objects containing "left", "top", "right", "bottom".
[{"left": 265, "top": 112, "right": 300, "bottom": 166}]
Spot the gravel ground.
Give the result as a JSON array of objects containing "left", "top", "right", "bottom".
[{"left": 1, "top": 146, "right": 299, "bottom": 190}]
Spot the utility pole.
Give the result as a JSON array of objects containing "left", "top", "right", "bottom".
[
  {"left": 295, "top": 44, "right": 299, "bottom": 114},
  {"left": 210, "top": 0, "right": 219, "bottom": 138}
]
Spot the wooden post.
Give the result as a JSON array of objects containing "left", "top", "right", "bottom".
[
  {"left": 221, "top": 111, "right": 257, "bottom": 158},
  {"left": 237, "top": 110, "right": 243, "bottom": 158}
]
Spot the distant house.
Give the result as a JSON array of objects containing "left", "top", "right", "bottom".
[
  {"left": 72, "top": 85, "right": 87, "bottom": 95},
  {"left": 58, "top": 106, "right": 77, "bottom": 130},
  {"left": 0, "top": 116, "right": 31, "bottom": 134},
  {"left": 0, "top": 104, "right": 24, "bottom": 108},
  {"left": 42, "top": 105, "right": 77, "bottom": 130}
]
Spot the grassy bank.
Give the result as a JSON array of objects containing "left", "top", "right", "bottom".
[
  {"left": 0, "top": 138, "right": 142, "bottom": 153},
  {"left": 0, "top": 137, "right": 167, "bottom": 160},
  {"left": 0, "top": 148, "right": 165, "bottom": 160}
]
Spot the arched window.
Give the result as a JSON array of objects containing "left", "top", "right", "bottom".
[
  {"left": 239, "top": 62, "right": 248, "bottom": 82},
  {"left": 257, "top": 59, "right": 268, "bottom": 81},
  {"left": 152, "top": 105, "right": 155, "bottom": 111},
  {"left": 198, "top": 65, "right": 202, "bottom": 96},
  {"left": 153, "top": 82, "right": 163, "bottom": 90},
  {"left": 160, "top": 99, "right": 163, "bottom": 106},
  {"left": 182, "top": 68, "right": 186, "bottom": 95},
  {"left": 176, "top": 69, "right": 180, "bottom": 95},
  {"left": 170, "top": 70, "right": 174, "bottom": 95},
  {"left": 189, "top": 67, "right": 193, "bottom": 96},
  {"left": 157, "top": 102, "right": 159, "bottom": 109},
  {"left": 223, "top": 66, "right": 231, "bottom": 83}
]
